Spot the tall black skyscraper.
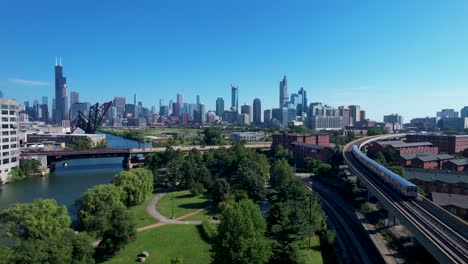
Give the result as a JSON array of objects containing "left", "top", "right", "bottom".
[
  {"left": 253, "top": 98, "right": 261, "bottom": 125},
  {"left": 298, "top": 87, "right": 308, "bottom": 115},
  {"left": 279, "top": 75, "right": 288, "bottom": 108},
  {"left": 54, "top": 57, "right": 68, "bottom": 124},
  {"left": 231, "top": 85, "right": 239, "bottom": 113}
]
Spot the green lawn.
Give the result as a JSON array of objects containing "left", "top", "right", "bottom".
[
  {"left": 104, "top": 224, "right": 211, "bottom": 264},
  {"left": 128, "top": 197, "right": 158, "bottom": 228},
  {"left": 156, "top": 190, "right": 210, "bottom": 219},
  {"left": 303, "top": 236, "right": 323, "bottom": 263}
]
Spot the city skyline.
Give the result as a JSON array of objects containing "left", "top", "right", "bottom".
[{"left": 2, "top": 1, "right": 468, "bottom": 120}]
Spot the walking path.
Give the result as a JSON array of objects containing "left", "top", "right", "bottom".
[{"left": 92, "top": 192, "right": 219, "bottom": 247}]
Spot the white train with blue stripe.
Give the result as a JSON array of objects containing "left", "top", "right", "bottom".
[{"left": 352, "top": 145, "right": 418, "bottom": 199}]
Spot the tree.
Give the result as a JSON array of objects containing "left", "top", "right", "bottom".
[
  {"left": 303, "top": 157, "right": 322, "bottom": 174},
  {"left": 273, "top": 145, "right": 293, "bottom": 162},
  {"left": 367, "top": 127, "right": 387, "bottom": 136},
  {"left": 67, "top": 137, "right": 94, "bottom": 150},
  {"left": 317, "top": 163, "right": 332, "bottom": 177},
  {"left": 212, "top": 178, "right": 230, "bottom": 206},
  {"left": 213, "top": 199, "right": 272, "bottom": 264},
  {"left": 203, "top": 128, "right": 223, "bottom": 145},
  {"left": 388, "top": 165, "right": 404, "bottom": 176},
  {"left": 180, "top": 160, "right": 196, "bottom": 188},
  {"left": 191, "top": 182, "right": 205, "bottom": 196},
  {"left": 270, "top": 159, "right": 293, "bottom": 188},
  {"left": 0, "top": 199, "right": 71, "bottom": 240},
  {"left": 235, "top": 159, "right": 266, "bottom": 201},
  {"left": 94, "top": 206, "right": 136, "bottom": 258},
  {"left": 76, "top": 184, "right": 124, "bottom": 234},
  {"left": 112, "top": 170, "right": 151, "bottom": 207},
  {"left": 383, "top": 149, "right": 398, "bottom": 165},
  {"left": 197, "top": 165, "right": 213, "bottom": 190}
]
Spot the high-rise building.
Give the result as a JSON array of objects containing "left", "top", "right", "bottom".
[
  {"left": 0, "top": 91, "right": 3, "bottom": 98},
  {"left": 39, "top": 104, "right": 49, "bottom": 123},
  {"left": 177, "top": 93, "right": 184, "bottom": 106},
  {"left": 253, "top": 98, "right": 261, "bottom": 125},
  {"left": 264, "top": 109, "right": 272, "bottom": 124},
  {"left": 70, "top": 102, "right": 91, "bottom": 120},
  {"left": 348, "top": 105, "right": 361, "bottom": 126},
  {"left": 437, "top": 109, "right": 458, "bottom": 118},
  {"left": 196, "top": 95, "right": 200, "bottom": 107},
  {"left": 42, "top": 96, "right": 48, "bottom": 106},
  {"left": 383, "top": 114, "right": 403, "bottom": 125},
  {"left": 461, "top": 106, "right": 468, "bottom": 118},
  {"left": 70, "top": 91, "right": 79, "bottom": 105},
  {"left": 298, "top": 87, "right": 308, "bottom": 114},
  {"left": 279, "top": 75, "right": 288, "bottom": 108},
  {"left": 231, "top": 85, "right": 239, "bottom": 113},
  {"left": 236, "top": 113, "right": 250, "bottom": 125},
  {"left": 113, "top": 96, "right": 126, "bottom": 117},
  {"left": 216, "top": 98, "right": 224, "bottom": 117},
  {"left": 0, "top": 98, "right": 20, "bottom": 183},
  {"left": 360, "top": 110, "right": 366, "bottom": 121},
  {"left": 241, "top": 104, "right": 252, "bottom": 117},
  {"left": 339, "top": 106, "right": 350, "bottom": 128},
  {"left": 54, "top": 57, "right": 69, "bottom": 124}
]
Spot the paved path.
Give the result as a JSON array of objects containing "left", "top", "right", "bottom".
[{"left": 146, "top": 192, "right": 219, "bottom": 224}]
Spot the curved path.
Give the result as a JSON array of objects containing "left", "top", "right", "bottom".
[{"left": 146, "top": 192, "right": 220, "bottom": 225}]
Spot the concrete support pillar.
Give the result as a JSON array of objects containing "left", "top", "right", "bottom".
[
  {"left": 47, "top": 157, "right": 56, "bottom": 172},
  {"left": 387, "top": 212, "right": 399, "bottom": 227},
  {"left": 122, "top": 154, "right": 133, "bottom": 169}
]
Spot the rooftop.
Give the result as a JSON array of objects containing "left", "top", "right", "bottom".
[
  {"left": 431, "top": 192, "right": 468, "bottom": 209},
  {"left": 404, "top": 169, "right": 468, "bottom": 184},
  {"left": 291, "top": 142, "right": 326, "bottom": 150},
  {"left": 407, "top": 133, "right": 468, "bottom": 138},
  {"left": 377, "top": 140, "right": 434, "bottom": 148},
  {"left": 415, "top": 154, "right": 453, "bottom": 162},
  {"left": 273, "top": 132, "right": 329, "bottom": 137},
  {"left": 446, "top": 158, "right": 468, "bottom": 166}
]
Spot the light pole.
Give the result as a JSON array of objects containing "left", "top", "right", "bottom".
[{"left": 171, "top": 189, "right": 175, "bottom": 219}]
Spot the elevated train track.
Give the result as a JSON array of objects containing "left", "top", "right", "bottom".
[{"left": 344, "top": 136, "right": 468, "bottom": 264}]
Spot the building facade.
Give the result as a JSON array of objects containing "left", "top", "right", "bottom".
[
  {"left": 54, "top": 59, "right": 69, "bottom": 124},
  {"left": 279, "top": 75, "right": 288, "bottom": 108},
  {"left": 253, "top": 98, "right": 261, "bottom": 125},
  {"left": 216, "top": 97, "right": 224, "bottom": 117},
  {"left": 406, "top": 134, "right": 468, "bottom": 154},
  {"left": 0, "top": 99, "right": 20, "bottom": 183},
  {"left": 231, "top": 85, "right": 238, "bottom": 113}
]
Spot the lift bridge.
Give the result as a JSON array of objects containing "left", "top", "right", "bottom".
[{"left": 70, "top": 101, "right": 112, "bottom": 134}]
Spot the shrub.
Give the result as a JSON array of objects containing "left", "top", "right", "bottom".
[
  {"left": 199, "top": 220, "right": 217, "bottom": 243},
  {"left": 190, "top": 182, "right": 204, "bottom": 196}
]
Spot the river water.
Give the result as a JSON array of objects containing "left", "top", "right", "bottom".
[{"left": 0, "top": 133, "right": 139, "bottom": 221}]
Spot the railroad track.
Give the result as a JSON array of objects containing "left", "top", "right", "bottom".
[
  {"left": 304, "top": 181, "right": 384, "bottom": 264},
  {"left": 344, "top": 143, "right": 468, "bottom": 264}
]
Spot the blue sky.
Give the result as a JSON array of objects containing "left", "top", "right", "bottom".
[{"left": 1, "top": 0, "right": 468, "bottom": 121}]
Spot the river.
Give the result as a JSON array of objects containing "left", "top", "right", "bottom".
[{"left": 0, "top": 133, "right": 140, "bottom": 221}]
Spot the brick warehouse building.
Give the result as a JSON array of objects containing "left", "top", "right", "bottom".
[
  {"left": 367, "top": 140, "right": 438, "bottom": 156},
  {"left": 272, "top": 133, "right": 330, "bottom": 149},
  {"left": 404, "top": 169, "right": 468, "bottom": 195},
  {"left": 272, "top": 133, "right": 334, "bottom": 163},
  {"left": 406, "top": 134, "right": 468, "bottom": 154}
]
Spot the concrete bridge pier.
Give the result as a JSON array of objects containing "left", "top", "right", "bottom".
[
  {"left": 387, "top": 212, "right": 399, "bottom": 227},
  {"left": 123, "top": 154, "right": 133, "bottom": 169},
  {"left": 47, "top": 157, "right": 57, "bottom": 172}
]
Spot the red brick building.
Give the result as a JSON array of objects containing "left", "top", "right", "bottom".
[
  {"left": 442, "top": 159, "right": 468, "bottom": 172},
  {"left": 290, "top": 142, "right": 335, "bottom": 163},
  {"left": 411, "top": 154, "right": 453, "bottom": 169},
  {"left": 404, "top": 170, "right": 468, "bottom": 195},
  {"left": 431, "top": 192, "right": 467, "bottom": 220},
  {"left": 272, "top": 133, "right": 330, "bottom": 149},
  {"left": 406, "top": 134, "right": 468, "bottom": 154},
  {"left": 367, "top": 140, "right": 438, "bottom": 156}
]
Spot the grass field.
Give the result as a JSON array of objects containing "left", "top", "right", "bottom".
[
  {"left": 303, "top": 236, "right": 323, "bottom": 263},
  {"left": 104, "top": 224, "right": 211, "bottom": 264},
  {"left": 156, "top": 190, "right": 211, "bottom": 219},
  {"left": 128, "top": 197, "right": 158, "bottom": 228}
]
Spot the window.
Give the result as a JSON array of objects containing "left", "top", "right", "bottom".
[
  {"left": 1, "top": 105, "right": 8, "bottom": 109},
  {"left": 2, "top": 145, "right": 9, "bottom": 149},
  {"left": 1, "top": 117, "right": 7, "bottom": 122},
  {"left": 1, "top": 110, "right": 7, "bottom": 115},
  {"left": 11, "top": 157, "right": 16, "bottom": 162},
  {"left": 2, "top": 138, "right": 8, "bottom": 143},
  {"left": 11, "top": 144, "right": 17, "bottom": 148},
  {"left": 9, "top": 111, "right": 16, "bottom": 115},
  {"left": 3, "top": 159, "right": 9, "bottom": 164},
  {"left": 9, "top": 105, "right": 15, "bottom": 110},
  {"left": 2, "top": 131, "right": 8, "bottom": 136},
  {"left": 2, "top": 152, "right": 8, "bottom": 156},
  {"left": 10, "top": 131, "right": 16, "bottom": 135},
  {"left": 9, "top": 117, "right": 16, "bottom": 122}
]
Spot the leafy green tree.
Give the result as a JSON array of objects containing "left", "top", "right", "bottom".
[
  {"left": 367, "top": 127, "right": 387, "bottom": 136},
  {"left": 388, "top": 165, "right": 404, "bottom": 176},
  {"left": 68, "top": 137, "right": 94, "bottom": 150},
  {"left": 273, "top": 145, "right": 293, "bottom": 162},
  {"left": 94, "top": 206, "right": 136, "bottom": 258},
  {"left": 235, "top": 159, "right": 266, "bottom": 201},
  {"left": 76, "top": 184, "right": 124, "bottom": 234},
  {"left": 383, "top": 149, "right": 398, "bottom": 165},
  {"left": 270, "top": 159, "right": 293, "bottom": 188},
  {"left": 0, "top": 199, "right": 70, "bottom": 240},
  {"left": 317, "top": 163, "right": 332, "bottom": 177},
  {"left": 213, "top": 199, "right": 272, "bottom": 264},
  {"left": 303, "top": 157, "right": 322, "bottom": 174},
  {"left": 212, "top": 178, "right": 230, "bottom": 205},
  {"left": 112, "top": 169, "right": 152, "bottom": 207},
  {"left": 9, "top": 237, "right": 73, "bottom": 264},
  {"left": 191, "top": 182, "right": 205, "bottom": 196},
  {"left": 203, "top": 128, "right": 223, "bottom": 145},
  {"left": 197, "top": 165, "right": 213, "bottom": 190},
  {"left": 180, "top": 160, "right": 196, "bottom": 188}
]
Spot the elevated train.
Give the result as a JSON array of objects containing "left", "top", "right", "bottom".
[{"left": 351, "top": 145, "right": 418, "bottom": 199}]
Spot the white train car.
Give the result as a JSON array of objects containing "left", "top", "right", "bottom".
[{"left": 352, "top": 145, "right": 418, "bottom": 199}]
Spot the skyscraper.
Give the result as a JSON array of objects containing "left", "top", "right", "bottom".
[
  {"left": 279, "top": 75, "right": 288, "bottom": 108},
  {"left": 113, "top": 96, "right": 126, "bottom": 117},
  {"left": 196, "top": 95, "right": 200, "bottom": 107},
  {"left": 54, "top": 57, "right": 69, "bottom": 124},
  {"left": 70, "top": 91, "right": 79, "bottom": 105},
  {"left": 298, "top": 87, "right": 308, "bottom": 114},
  {"left": 177, "top": 93, "right": 184, "bottom": 106},
  {"left": 348, "top": 105, "right": 361, "bottom": 126},
  {"left": 216, "top": 97, "right": 224, "bottom": 117},
  {"left": 461, "top": 106, "right": 468, "bottom": 118},
  {"left": 0, "top": 98, "right": 19, "bottom": 183},
  {"left": 42, "top": 96, "right": 48, "bottom": 106},
  {"left": 436, "top": 109, "right": 458, "bottom": 118},
  {"left": 231, "top": 85, "right": 238, "bottom": 113},
  {"left": 253, "top": 98, "right": 261, "bottom": 125},
  {"left": 241, "top": 104, "right": 252, "bottom": 117}
]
